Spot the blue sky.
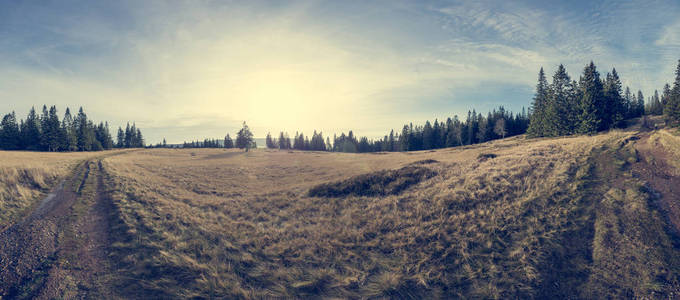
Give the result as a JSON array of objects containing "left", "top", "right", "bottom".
[{"left": 1, "top": 0, "right": 679, "bottom": 143}]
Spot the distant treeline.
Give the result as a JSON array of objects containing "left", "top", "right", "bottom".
[
  {"left": 260, "top": 106, "right": 529, "bottom": 153},
  {"left": 0, "top": 105, "right": 144, "bottom": 151},
  {"left": 166, "top": 122, "right": 257, "bottom": 151}
]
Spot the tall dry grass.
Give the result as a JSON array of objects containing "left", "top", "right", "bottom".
[
  {"left": 0, "top": 151, "right": 105, "bottom": 231},
  {"left": 101, "top": 131, "right": 680, "bottom": 298}
]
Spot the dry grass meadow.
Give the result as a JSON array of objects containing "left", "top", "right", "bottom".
[
  {"left": 2, "top": 127, "right": 680, "bottom": 298},
  {"left": 0, "top": 151, "right": 104, "bottom": 231},
  {"left": 98, "top": 128, "right": 680, "bottom": 298}
]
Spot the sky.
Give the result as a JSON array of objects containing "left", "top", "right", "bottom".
[{"left": 1, "top": 0, "right": 680, "bottom": 143}]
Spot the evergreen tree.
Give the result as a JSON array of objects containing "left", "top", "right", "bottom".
[
  {"left": 224, "top": 133, "right": 234, "bottom": 149},
  {"left": 546, "top": 64, "right": 573, "bottom": 135},
  {"left": 235, "top": 122, "right": 255, "bottom": 151},
  {"left": 422, "top": 121, "right": 434, "bottom": 149},
  {"left": 124, "top": 123, "right": 132, "bottom": 148},
  {"left": 265, "top": 132, "right": 277, "bottom": 149},
  {"left": 39, "top": 105, "right": 50, "bottom": 151},
  {"left": 636, "top": 90, "right": 645, "bottom": 118},
  {"left": 277, "top": 132, "right": 288, "bottom": 149},
  {"left": 527, "top": 67, "right": 550, "bottom": 137},
  {"left": 666, "top": 60, "right": 680, "bottom": 125},
  {"left": 75, "top": 107, "right": 94, "bottom": 151},
  {"left": 577, "top": 62, "right": 604, "bottom": 134},
  {"left": 42, "top": 106, "right": 62, "bottom": 151},
  {"left": 476, "top": 115, "right": 488, "bottom": 143},
  {"left": 624, "top": 87, "right": 633, "bottom": 118},
  {"left": 136, "top": 128, "right": 144, "bottom": 147},
  {"left": 603, "top": 68, "right": 624, "bottom": 128},
  {"left": 62, "top": 108, "right": 78, "bottom": 151},
  {"left": 117, "top": 127, "right": 125, "bottom": 148},
  {"left": 0, "top": 112, "right": 20, "bottom": 150},
  {"left": 649, "top": 90, "right": 662, "bottom": 115},
  {"left": 21, "top": 107, "right": 41, "bottom": 150}
]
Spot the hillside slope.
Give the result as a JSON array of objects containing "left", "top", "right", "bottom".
[{"left": 98, "top": 123, "right": 680, "bottom": 298}]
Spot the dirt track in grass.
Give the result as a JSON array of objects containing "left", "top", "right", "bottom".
[{"left": 0, "top": 160, "right": 116, "bottom": 299}]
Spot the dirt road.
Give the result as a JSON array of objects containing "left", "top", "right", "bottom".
[
  {"left": 632, "top": 130, "right": 680, "bottom": 236},
  {"left": 0, "top": 160, "right": 115, "bottom": 299}
]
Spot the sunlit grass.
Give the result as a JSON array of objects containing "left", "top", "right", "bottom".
[
  {"left": 0, "top": 151, "right": 103, "bottom": 231},
  {"left": 99, "top": 129, "right": 680, "bottom": 298}
]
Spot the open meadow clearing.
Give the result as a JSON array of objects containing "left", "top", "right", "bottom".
[
  {"left": 97, "top": 127, "right": 680, "bottom": 298},
  {"left": 2, "top": 127, "right": 680, "bottom": 298}
]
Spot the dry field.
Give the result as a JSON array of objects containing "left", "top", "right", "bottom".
[
  {"left": 2, "top": 126, "right": 679, "bottom": 298},
  {"left": 0, "top": 151, "right": 104, "bottom": 231},
  {"left": 99, "top": 127, "right": 680, "bottom": 298}
]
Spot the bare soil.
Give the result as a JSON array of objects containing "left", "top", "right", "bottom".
[
  {"left": 0, "top": 160, "right": 115, "bottom": 299},
  {"left": 632, "top": 131, "right": 680, "bottom": 236}
]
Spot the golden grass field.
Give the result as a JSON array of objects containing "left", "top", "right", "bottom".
[
  {"left": 97, "top": 128, "right": 680, "bottom": 298},
  {"left": 0, "top": 151, "right": 104, "bottom": 231},
  {"left": 2, "top": 127, "right": 680, "bottom": 298}
]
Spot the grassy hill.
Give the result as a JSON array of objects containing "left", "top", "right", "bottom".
[
  {"left": 94, "top": 121, "right": 680, "bottom": 298},
  {"left": 1, "top": 120, "right": 679, "bottom": 298}
]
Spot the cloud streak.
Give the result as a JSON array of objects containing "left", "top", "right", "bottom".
[{"left": 0, "top": 0, "right": 679, "bottom": 142}]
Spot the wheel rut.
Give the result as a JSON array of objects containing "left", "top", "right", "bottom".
[
  {"left": 631, "top": 131, "right": 680, "bottom": 237},
  {"left": 0, "top": 159, "right": 117, "bottom": 299}
]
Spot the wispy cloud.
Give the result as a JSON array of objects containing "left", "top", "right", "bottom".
[{"left": 1, "top": 0, "right": 679, "bottom": 142}]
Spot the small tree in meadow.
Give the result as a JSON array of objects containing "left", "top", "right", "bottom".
[{"left": 235, "top": 122, "right": 255, "bottom": 151}]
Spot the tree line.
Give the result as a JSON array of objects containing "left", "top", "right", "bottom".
[
  {"left": 265, "top": 131, "right": 330, "bottom": 151},
  {"left": 260, "top": 106, "right": 528, "bottom": 153},
  {"left": 0, "top": 105, "right": 144, "bottom": 151},
  {"left": 662, "top": 60, "right": 680, "bottom": 125},
  {"left": 527, "top": 62, "right": 645, "bottom": 137},
  {"left": 172, "top": 122, "right": 257, "bottom": 151}
]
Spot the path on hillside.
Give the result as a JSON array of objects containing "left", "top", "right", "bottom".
[
  {"left": 631, "top": 130, "right": 680, "bottom": 236},
  {"left": 0, "top": 160, "right": 115, "bottom": 299}
]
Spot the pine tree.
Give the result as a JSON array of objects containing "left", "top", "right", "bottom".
[
  {"left": 265, "top": 132, "right": 277, "bottom": 149},
  {"left": 62, "top": 108, "right": 78, "bottom": 151},
  {"left": 124, "top": 123, "right": 132, "bottom": 148},
  {"left": 476, "top": 115, "right": 488, "bottom": 142},
  {"left": 603, "top": 68, "right": 624, "bottom": 128},
  {"left": 546, "top": 65, "right": 573, "bottom": 135},
  {"left": 277, "top": 132, "right": 287, "bottom": 149},
  {"left": 117, "top": 127, "right": 125, "bottom": 148},
  {"left": 224, "top": 134, "right": 234, "bottom": 148},
  {"left": 21, "top": 107, "right": 41, "bottom": 150},
  {"left": 652, "top": 90, "right": 662, "bottom": 115},
  {"left": 0, "top": 112, "right": 20, "bottom": 150},
  {"left": 39, "top": 105, "right": 50, "bottom": 151},
  {"left": 624, "top": 87, "right": 633, "bottom": 118},
  {"left": 75, "top": 107, "right": 93, "bottom": 151},
  {"left": 666, "top": 60, "right": 680, "bottom": 125},
  {"left": 43, "top": 106, "right": 62, "bottom": 151},
  {"left": 636, "top": 90, "right": 645, "bottom": 118},
  {"left": 422, "top": 121, "right": 434, "bottom": 149},
  {"left": 136, "top": 128, "right": 144, "bottom": 147},
  {"left": 235, "top": 122, "right": 255, "bottom": 151},
  {"left": 577, "top": 62, "right": 604, "bottom": 134},
  {"left": 527, "top": 68, "right": 550, "bottom": 137}
]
